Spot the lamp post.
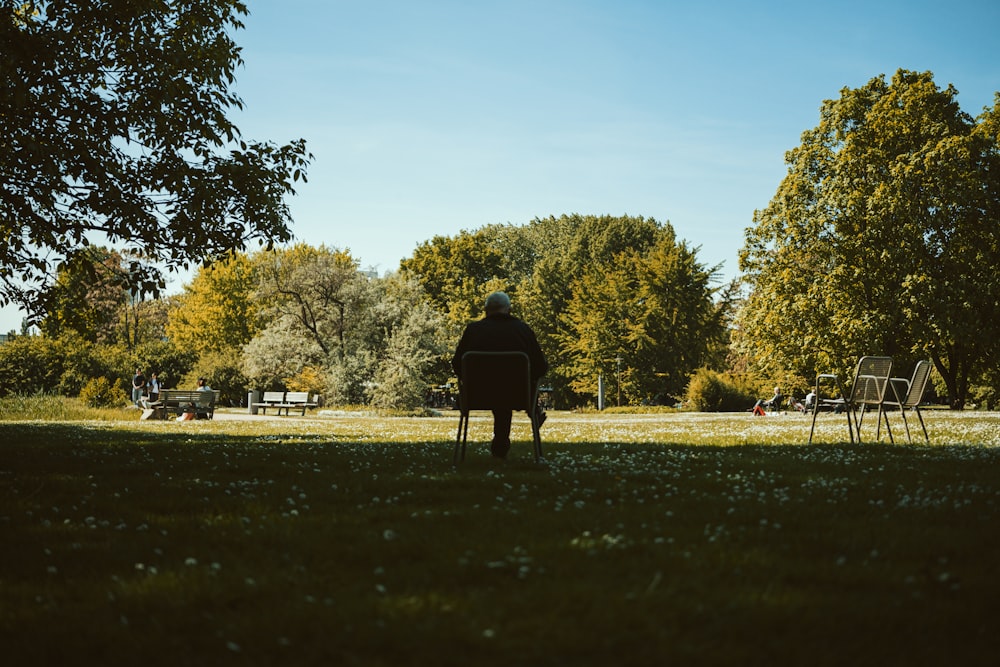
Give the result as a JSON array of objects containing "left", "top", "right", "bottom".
[{"left": 615, "top": 356, "right": 622, "bottom": 407}]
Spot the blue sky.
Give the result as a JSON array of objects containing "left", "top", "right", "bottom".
[
  {"left": 229, "top": 0, "right": 997, "bottom": 275},
  {"left": 3, "top": 0, "right": 998, "bottom": 331}
]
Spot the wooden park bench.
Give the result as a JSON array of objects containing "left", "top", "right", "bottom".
[
  {"left": 142, "top": 389, "right": 220, "bottom": 420},
  {"left": 252, "top": 391, "right": 318, "bottom": 416}
]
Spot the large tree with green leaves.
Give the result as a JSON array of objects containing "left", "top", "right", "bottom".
[
  {"left": 38, "top": 246, "right": 128, "bottom": 344},
  {"left": 401, "top": 214, "right": 725, "bottom": 407},
  {"left": 400, "top": 230, "right": 513, "bottom": 329},
  {"left": 166, "top": 251, "right": 260, "bottom": 358},
  {"left": 254, "top": 245, "right": 371, "bottom": 360},
  {"left": 739, "top": 70, "right": 1000, "bottom": 408},
  {"left": 560, "top": 232, "right": 724, "bottom": 405},
  {"left": 1, "top": 0, "right": 311, "bottom": 319}
]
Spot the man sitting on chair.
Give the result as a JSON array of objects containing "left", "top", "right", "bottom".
[{"left": 452, "top": 291, "right": 549, "bottom": 459}]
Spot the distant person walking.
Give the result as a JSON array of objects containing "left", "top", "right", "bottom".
[{"left": 131, "top": 368, "right": 146, "bottom": 407}]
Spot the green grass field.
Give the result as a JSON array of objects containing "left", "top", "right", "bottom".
[{"left": 2, "top": 404, "right": 999, "bottom": 665}]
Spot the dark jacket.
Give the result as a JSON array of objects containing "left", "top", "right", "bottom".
[{"left": 451, "top": 313, "right": 548, "bottom": 383}]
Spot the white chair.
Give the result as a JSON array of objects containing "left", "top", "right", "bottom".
[{"left": 880, "top": 360, "right": 932, "bottom": 444}]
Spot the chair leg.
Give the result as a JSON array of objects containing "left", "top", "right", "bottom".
[
  {"left": 898, "top": 407, "right": 912, "bottom": 445},
  {"left": 845, "top": 405, "right": 858, "bottom": 444},
  {"left": 881, "top": 406, "right": 894, "bottom": 444},
  {"left": 808, "top": 405, "right": 819, "bottom": 444},
  {"left": 914, "top": 407, "right": 929, "bottom": 444},
  {"left": 530, "top": 411, "right": 543, "bottom": 462},
  {"left": 454, "top": 413, "right": 468, "bottom": 464},
  {"left": 873, "top": 405, "right": 894, "bottom": 444},
  {"left": 854, "top": 404, "right": 867, "bottom": 444}
]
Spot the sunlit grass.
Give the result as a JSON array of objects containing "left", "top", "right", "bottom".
[
  {"left": 0, "top": 393, "right": 127, "bottom": 421},
  {"left": 1, "top": 404, "right": 999, "bottom": 665}
]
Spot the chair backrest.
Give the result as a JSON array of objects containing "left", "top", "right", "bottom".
[
  {"left": 848, "top": 356, "right": 893, "bottom": 406},
  {"left": 900, "top": 359, "right": 932, "bottom": 408},
  {"left": 459, "top": 351, "right": 534, "bottom": 412}
]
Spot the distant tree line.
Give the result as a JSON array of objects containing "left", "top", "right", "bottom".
[
  {"left": 401, "top": 214, "right": 732, "bottom": 407},
  {"left": 3, "top": 0, "right": 997, "bottom": 413},
  {"left": 0, "top": 216, "right": 732, "bottom": 410}
]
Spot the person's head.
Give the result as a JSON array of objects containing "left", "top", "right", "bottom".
[
  {"left": 197, "top": 378, "right": 206, "bottom": 387},
  {"left": 774, "top": 386, "right": 781, "bottom": 394},
  {"left": 484, "top": 291, "right": 511, "bottom": 316}
]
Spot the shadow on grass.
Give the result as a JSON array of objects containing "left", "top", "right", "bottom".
[{"left": 2, "top": 422, "right": 1000, "bottom": 666}]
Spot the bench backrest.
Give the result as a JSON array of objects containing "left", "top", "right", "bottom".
[
  {"left": 284, "top": 391, "right": 310, "bottom": 403},
  {"left": 261, "top": 391, "right": 285, "bottom": 403},
  {"left": 160, "top": 389, "right": 219, "bottom": 407}
]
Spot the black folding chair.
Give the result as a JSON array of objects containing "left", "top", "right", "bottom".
[{"left": 454, "top": 351, "right": 543, "bottom": 464}]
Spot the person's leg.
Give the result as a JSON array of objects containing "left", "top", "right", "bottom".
[{"left": 491, "top": 409, "right": 512, "bottom": 458}]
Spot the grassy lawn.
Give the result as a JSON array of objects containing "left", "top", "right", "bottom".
[{"left": 2, "top": 405, "right": 999, "bottom": 666}]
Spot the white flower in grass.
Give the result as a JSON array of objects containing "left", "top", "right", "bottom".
[{"left": 185, "top": 557, "right": 197, "bottom": 566}]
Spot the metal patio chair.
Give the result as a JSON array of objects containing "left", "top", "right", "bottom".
[
  {"left": 880, "top": 359, "right": 932, "bottom": 444},
  {"left": 809, "top": 355, "right": 894, "bottom": 444}
]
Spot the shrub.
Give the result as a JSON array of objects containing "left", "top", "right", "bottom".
[
  {"left": 0, "top": 336, "right": 66, "bottom": 397},
  {"left": 684, "top": 368, "right": 756, "bottom": 412},
  {"left": 285, "top": 365, "right": 326, "bottom": 396},
  {"left": 78, "top": 376, "right": 127, "bottom": 408}
]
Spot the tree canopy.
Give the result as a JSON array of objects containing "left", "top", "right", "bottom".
[
  {"left": 738, "top": 69, "right": 1000, "bottom": 407},
  {"left": 165, "top": 250, "right": 260, "bottom": 358},
  {"left": 402, "top": 214, "right": 727, "bottom": 407},
  {"left": 0, "top": 0, "right": 311, "bottom": 319}
]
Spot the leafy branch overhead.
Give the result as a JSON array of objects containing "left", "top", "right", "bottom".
[{"left": 0, "top": 0, "right": 312, "bottom": 316}]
